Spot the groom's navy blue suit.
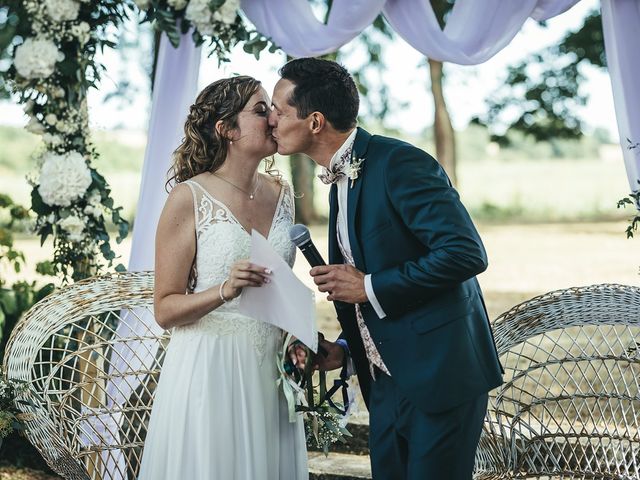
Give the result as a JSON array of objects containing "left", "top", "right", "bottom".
[{"left": 328, "top": 128, "right": 503, "bottom": 479}]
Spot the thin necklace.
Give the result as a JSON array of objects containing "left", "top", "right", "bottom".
[{"left": 213, "top": 172, "right": 261, "bottom": 200}]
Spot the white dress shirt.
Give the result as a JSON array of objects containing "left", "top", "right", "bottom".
[{"left": 330, "top": 129, "right": 387, "bottom": 319}]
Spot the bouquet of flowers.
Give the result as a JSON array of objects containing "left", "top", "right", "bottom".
[{"left": 277, "top": 334, "right": 352, "bottom": 455}]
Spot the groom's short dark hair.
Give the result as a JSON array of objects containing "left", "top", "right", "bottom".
[{"left": 279, "top": 58, "right": 359, "bottom": 132}]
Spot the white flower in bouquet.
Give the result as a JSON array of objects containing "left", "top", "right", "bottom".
[
  {"left": 38, "top": 151, "right": 92, "bottom": 207},
  {"left": 44, "top": 113, "right": 57, "bottom": 125},
  {"left": 168, "top": 0, "right": 188, "bottom": 11},
  {"left": 45, "top": 0, "right": 81, "bottom": 22},
  {"left": 57, "top": 214, "right": 85, "bottom": 242},
  {"left": 25, "top": 116, "right": 46, "bottom": 135},
  {"left": 14, "top": 38, "right": 64, "bottom": 80},
  {"left": 42, "top": 133, "right": 63, "bottom": 147},
  {"left": 134, "top": 0, "right": 151, "bottom": 10},
  {"left": 185, "top": 0, "right": 215, "bottom": 35},
  {"left": 83, "top": 190, "right": 103, "bottom": 218},
  {"left": 214, "top": 0, "right": 239, "bottom": 25},
  {"left": 70, "top": 22, "right": 91, "bottom": 46}
]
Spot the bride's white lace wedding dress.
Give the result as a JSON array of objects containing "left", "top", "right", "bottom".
[{"left": 138, "top": 179, "right": 308, "bottom": 480}]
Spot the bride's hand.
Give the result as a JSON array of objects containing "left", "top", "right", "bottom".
[{"left": 223, "top": 260, "right": 271, "bottom": 300}]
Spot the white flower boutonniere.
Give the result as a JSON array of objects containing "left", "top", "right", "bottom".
[{"left": 347, "top": 155, "right": 365, "bottom": 189}]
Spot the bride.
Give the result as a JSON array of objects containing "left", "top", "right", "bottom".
[{"left": 138, "top": 76, "right": 308, "bottom": 479}]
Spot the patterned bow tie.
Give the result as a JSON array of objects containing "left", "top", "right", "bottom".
[{"left": 318, "top": 144, "right": 353, "bottom": 185}]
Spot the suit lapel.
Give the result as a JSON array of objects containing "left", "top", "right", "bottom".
[{"left": 347, "top": 128, "right": 372, "bottom": 271}]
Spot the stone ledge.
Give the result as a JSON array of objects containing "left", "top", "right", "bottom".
[{"left": 308, "top": 451, "right": 372, "bottom": 480}]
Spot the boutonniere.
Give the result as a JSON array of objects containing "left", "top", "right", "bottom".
[{"left": 347, "top": 153, "right": 365, "bottom": 189}]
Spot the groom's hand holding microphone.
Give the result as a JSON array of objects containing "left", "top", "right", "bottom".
[
  {"left": 310, "top": 264, "right": 367, "bottom": 304},
  {"left": 288, "top": 224, "right": 366, "bottom": 304}
]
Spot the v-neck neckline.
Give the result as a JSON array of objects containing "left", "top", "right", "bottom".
[{"left": 188, "top": 179, "right": 285, "bottom": 240}]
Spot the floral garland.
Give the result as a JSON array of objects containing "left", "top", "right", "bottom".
[{"left": 0, "top": 0, "right": 275, "bottom": 281}]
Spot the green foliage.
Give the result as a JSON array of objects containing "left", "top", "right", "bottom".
[
  {"left": 0, "top": 195, "right": 55, "bottom": 358},
  {"left": 137, "top": 0, "right": 277, "bottom": 62},
  {"left": 616, "top": 139, "right": 640, "bottom": 239},
  {"left": 475, "top": 9, "right": 604, "bottom": 144}
]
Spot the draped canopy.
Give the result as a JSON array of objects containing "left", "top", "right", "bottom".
[{"left": 107, "top": 2, "right": 640, "bottom": 478}]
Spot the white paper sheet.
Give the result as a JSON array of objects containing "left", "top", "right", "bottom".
[{"left": 238, "top": 230, "right": 318, "bottom": 353}]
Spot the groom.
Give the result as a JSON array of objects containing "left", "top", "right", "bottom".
[{"left": 270, "top": 58, "right": 503, "bottom": 479}]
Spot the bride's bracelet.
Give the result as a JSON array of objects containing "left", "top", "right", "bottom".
[{"left": 219, "top": 279, "right": 229, "bottom": 303}]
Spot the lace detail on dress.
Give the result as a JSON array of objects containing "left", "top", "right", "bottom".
[{"left": 179, "top": 179, "right": 295, "bottom": 363}]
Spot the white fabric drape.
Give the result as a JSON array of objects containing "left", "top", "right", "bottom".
[
  {"left": 241, "top": 0, "right": 387, "bottom": 58},
  {"left": 602, "top": 0, "right": 640, "bottom": 192},
  {"left": 383, "top": 0, "right": 581, "bottom": 64},
  {"left": 240, "top": 0, "right": 582, "bottom": 64},
  {"left": 100, "top": 33, "right": 200, "bottom": 480}
]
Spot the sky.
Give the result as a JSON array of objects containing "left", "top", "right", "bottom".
[{"left": 0, "top": 0, "right": 618, "bottom": 140}]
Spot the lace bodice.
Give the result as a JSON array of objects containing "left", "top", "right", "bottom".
[{"left": 173, "top": 178, "right": 296, "bottom": 362}]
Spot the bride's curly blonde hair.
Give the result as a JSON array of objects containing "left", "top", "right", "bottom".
[{"left": 168, "top": 76, "right": 277, "bottom": 187}]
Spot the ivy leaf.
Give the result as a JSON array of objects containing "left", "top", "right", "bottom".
[
  {"left": 30, "top": 189, "right": 52, "bottom": 216},
  {"left": 35, "top": 261, "right": 55, "bottom": 276},
  {"left": 0, "top": 291, "right": 17, "bottom": 315},
  {"left": 34, "top": 283, "right": 55, "bottom": 302},
  {"left": 117, "top": 220, "right": 129, "bottom": 243},
  {"left": 100, "top": 242, "right": 115, "bottom": 261}
]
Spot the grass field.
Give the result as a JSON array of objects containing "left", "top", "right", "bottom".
[{"left": 0, "top": 124, "right": 632, "bottom": 225}]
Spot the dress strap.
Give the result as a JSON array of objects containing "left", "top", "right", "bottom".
[{"left": 182, "top": 180, "right": 200, "bottom": 228}]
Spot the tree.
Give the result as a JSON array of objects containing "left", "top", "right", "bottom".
[
  {"left": 474, "top": 9, "right": 605, "bottom": 146},
  {"left": 427, "top": 0, "right": 457, "bottom": 185}
]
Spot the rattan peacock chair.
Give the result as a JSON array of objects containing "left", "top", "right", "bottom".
[
  {"left": 474, "top": 283, "right": 640, "bottom": 480},
  {"left": 3, "top": 271, "right": 168, "bottom": 480}
]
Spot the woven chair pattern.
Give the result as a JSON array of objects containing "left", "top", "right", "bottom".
[
  {"left": 475, "top": 283, "right": 640, "bottom": 480},
  {"left": 3, "top": 271, "right": 168, "bottom": 480}
]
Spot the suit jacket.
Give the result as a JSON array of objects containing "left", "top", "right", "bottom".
[{"left": 329, "top": 127, "right": 503, "bottom": 414}]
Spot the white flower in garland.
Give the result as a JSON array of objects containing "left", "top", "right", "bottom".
[
  {"left": 14, "top": 38, "right": 64, "bottom": 80},
  {"left": 83, "top": 190, "right": 103, "bottom": 219},
  {"left": 185, "top": 0, "right": 215, "bottom": 35},
  {"left": 214, "top": 0, "right": 240, "bottom": 25},
  {"left": 168, "top": 0, "right": 188, "bottom": 11},
  {"left": 57, "top": 214, "right": 85, "bottom": 242},
  {"left": 186, "top": 0, "right": 238, "bottom": 34},
  {"left": 38, "top": 151, "right": 92, "bottom": 207},
  {"left": 69, "top": 22, "right": 91, "bottom": 46},
  {"left": 45, "top": 0, "right": 81, "bottom": 22}
]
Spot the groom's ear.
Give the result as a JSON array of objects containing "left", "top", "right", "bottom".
[{"left": 309, "top": 112, "right": 325, "bottom": 134}]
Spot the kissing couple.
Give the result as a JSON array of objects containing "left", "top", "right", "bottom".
[{"left": 138, "top": 58, "right": 503, "bottom": 480}]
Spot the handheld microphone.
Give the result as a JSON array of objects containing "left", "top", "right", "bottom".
[
  {"left": 288, "top": 224, "right": 326, "bottom": 267},
  {"left": 289, "top": 224, "right": 329, "bottom": 358}
]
